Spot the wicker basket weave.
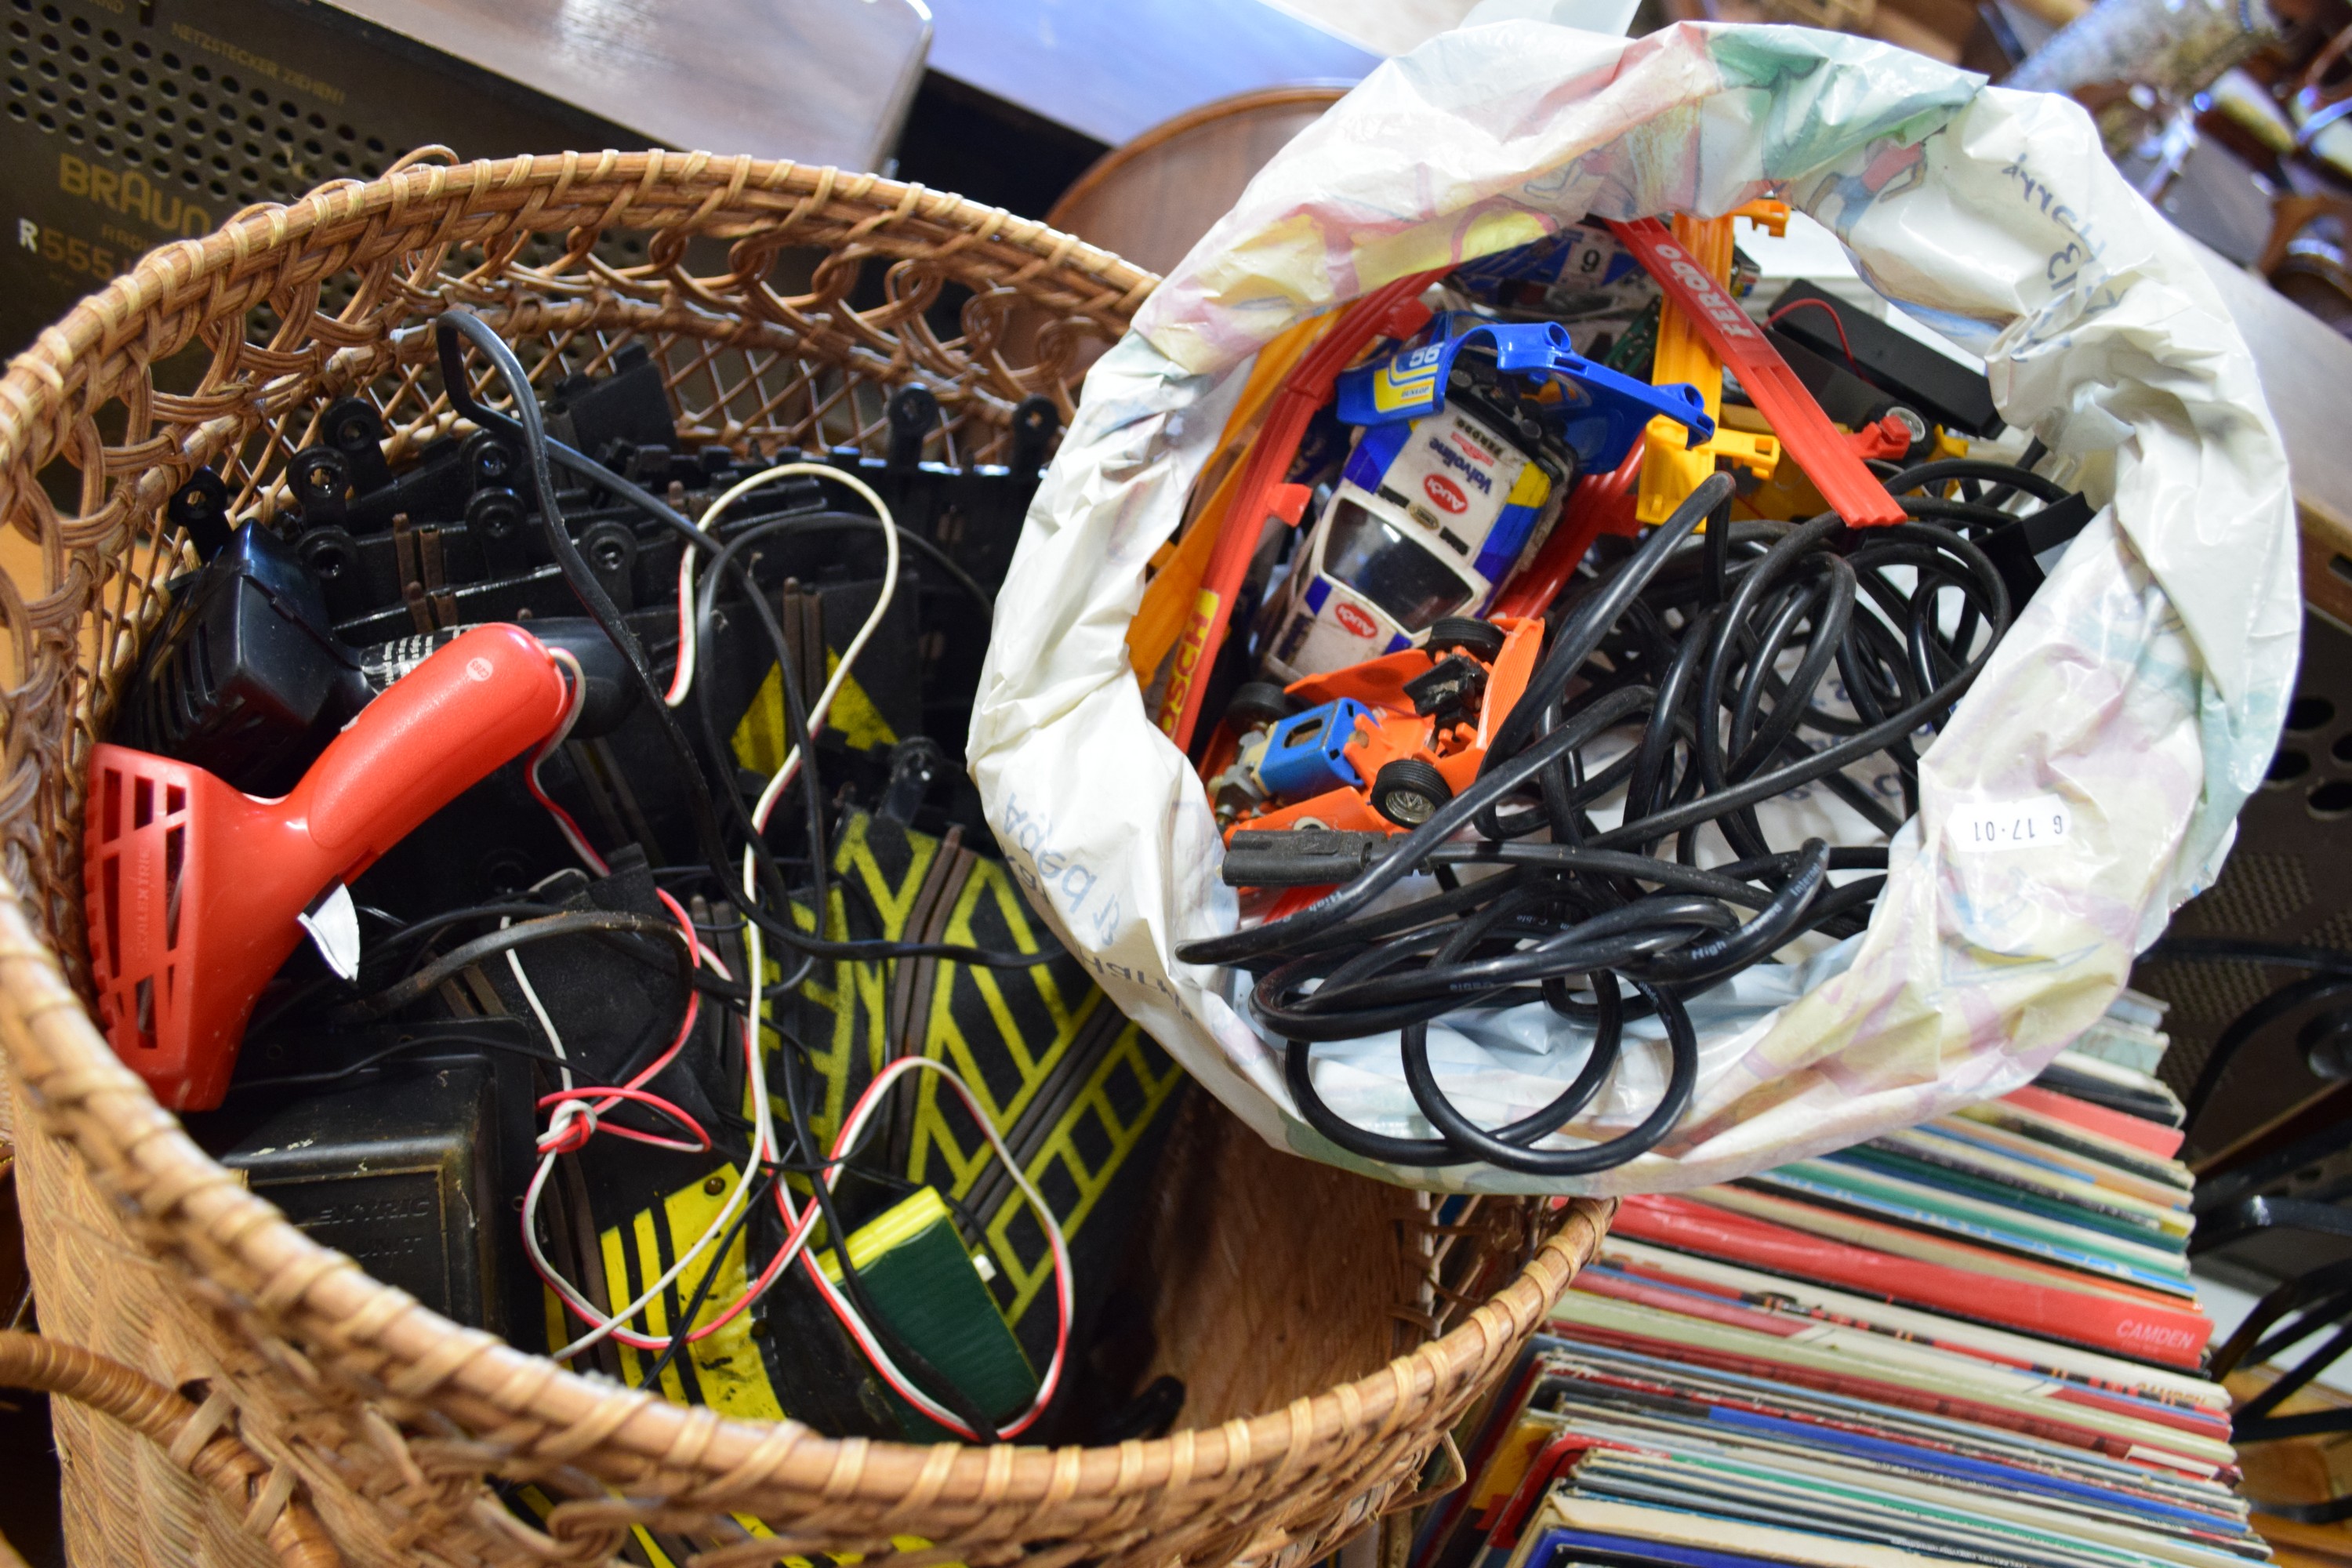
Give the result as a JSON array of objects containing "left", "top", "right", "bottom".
[{"left": 0, "top": 151, "right": 1610, "bottom": 1568}]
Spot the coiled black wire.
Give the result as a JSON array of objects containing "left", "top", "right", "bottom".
[{"left": 1179, "top": 449, "right": 2064, "bottom": 1177}]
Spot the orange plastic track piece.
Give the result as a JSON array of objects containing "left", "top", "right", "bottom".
[
  {"left": 1610, "top": 214, "right": 1905, "bottom": 529},
  {"left": 1153, "top": 272, "right": 1444, "bottom": 753}
]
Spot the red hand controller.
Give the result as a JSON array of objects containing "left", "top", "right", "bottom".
[{"left": 84, "top": 623, "right": 570, "bottom": 1109}]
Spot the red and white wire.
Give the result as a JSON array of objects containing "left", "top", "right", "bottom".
[
  {"left": 639, "top": 467, "right": 904, "bottom": 1352},
  {"left": 518, "top": 887, "right": 771, "bottom": 1358},
  {"left": 522, "top": 647, "right": 725, "bottom": 1152},
  {"left": 662, "top": 545, "right": 699, "bottom": 706},
  {"left": 707, "top": 492, "right": 1075, "bottom": 1435},
  {"left": 527, "top": 645, "right": 608, "bottom": 877},
  {"left": 532, "top": 472, "right": 1058, "bottom": 1386},
  {"left": 535, "top": 1085, "right": 710, "bottom": 1155},
  {"left": 783, "top": 1054, "right": 1074, "bottom": 1441}
]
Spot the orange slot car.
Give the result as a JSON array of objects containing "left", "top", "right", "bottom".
[{"left": 1211, "top": 615, "right": 1541, "bottom": 840}]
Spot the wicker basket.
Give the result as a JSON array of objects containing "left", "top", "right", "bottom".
[{"left": 0, "top": 151, "right": 1610, "bottom": 1568}]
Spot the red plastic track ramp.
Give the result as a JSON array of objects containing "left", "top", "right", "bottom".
[
  {"left": 1156, "top": 271, "right": 1443, "bottom": 753},
  {"left": 1608, "top": 218, "right": 1904, "bottom": 528},
  {"left": 84, "top": 622, "right": 569, "bottom": 1110}
]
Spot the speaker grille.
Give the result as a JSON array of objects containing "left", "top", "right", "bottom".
[
  {"left": 1, "top": 0, "right": 654, "bottom": 324},
  {"left": 3, "top": 0, "right": 402, "bottom": 208},
  {"left": 2135, "top": 608, "right": 2352, "bottom": 1155}
]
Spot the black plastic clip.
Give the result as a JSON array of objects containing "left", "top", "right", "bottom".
[
  {"left": 1404, "top": 655, "right": 1488, "bottom": 721},
  {"left": 166, "top": 467, "right": 233, "bottom": 564},
  {"left": 887, "top": 385, "right": 942, "bottom": 471},
  {"left": 1980, "top": 490, "right": 2094, "bottom": 608}
]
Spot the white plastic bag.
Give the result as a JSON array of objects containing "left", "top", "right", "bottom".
[{"left": 967, "top": 20, "right": 2299, "bottom": 1194}]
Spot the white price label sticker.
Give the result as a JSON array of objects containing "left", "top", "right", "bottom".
[{"left": 1950, "top": 793, "right": 2073, "bottom": 853}]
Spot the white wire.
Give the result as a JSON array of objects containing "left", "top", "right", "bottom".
[
  {"left": 506, "top": 916, "right": 628, "bottom": 1349},
  {"left": 504, "top": 928, "right": 572, "bottom": 1094},
  {"left": 741, "top": 466, "right": 902, "bottom": 831},
  {"left": 542, "top": 1028, "right": 767, "bottom": 1359},
  {"left": 540, "top": 466, "right": 902, "bottom": 1361},
  {"left": 509, "top": 882, "right": 754, "bottom": 1356},
  {"left": 514, "top": 903, "right": 681, "bottom": 1355},
  {"left": 521, "top": 1150, "right": 583, "bottom": 1321},
  {"left": 700, "top": 482, "right": 1078, "bottom": 1436},
  {"left": 663, "top": 462, "right": 900, "bottom": 711}
]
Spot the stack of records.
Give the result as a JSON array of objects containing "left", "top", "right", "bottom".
[{"left": 1415, "top": 1036, "right": 2267, "bottom": 1568}]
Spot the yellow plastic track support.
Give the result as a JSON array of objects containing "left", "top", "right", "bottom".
[{"left": 1635, "top": 209, "right": 1785, "bottom": 526}]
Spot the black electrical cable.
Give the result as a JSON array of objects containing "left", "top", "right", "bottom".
[
  {"left": 434, "top": 313, "right": 742, "bottom": 894},
  {"left": 1189, "top": 687, "right": 1662, "bottom": 967},
  {"left": 1397, "top": 979, "right": 1697, "bottom": 1174},
  {"left": 1883, "top": 456, "right": 2070, "bottom": 508},
  {"left": 1416, "top": 841, "right": 1882, "bottom": 906},
  {"left": 1581, "top": 568, "right": 2003, "bottom": 851},
  {"left": 260, "top": 901, "right": 586, "bottom": 1034},
  {"left": 338, "top": 909, "right": 691, "bottom": 1020},
  {"left": 229, "top": 1027, "right": 562, "bottom": 1091},
  {"left": 685, "top": 969, "right": 764, "bottom": 1007},
  {"left": 1247, "top": 844, "right": 1832, "bottom": 1045},
  {"left": 1255, "top": 896, "right": 1730, "bottom": 1036},
  {"left": 1282, "top": 978, "right": 1696, "bottom": 1172},
  {"left": 690, "top": 512, "right": 877, "bottom": 980},
  {"left": 632, "top": 1168, "right": 779, "bottom": 1396},
  {"left": 1484, "top": 474, "right": 1733, "bottom": 772},
  {"left": 829, "top": 1165, "right": 1000, "bottom": 1249},
  {"left": 368, "top": 902, "right": 583, "bottom": 955},
  {"left": 440, "top": 325, "right": 982, "bottom": 995},
  {"left": 713, "top": 512, "right": 996, "bottom": 615},
  {"left": 688, "top": 512, "right": 833, "bottom": 997},
  {"left": 1628, "top": 839, "right": 1831, "bottom": 988},
  {"left": 440, "top": 311, "right": 1035, "bottom": 978},
  {"left": 1975, "top": 436, "right": 2050, "bottom": 511},
  {"left": 1180, "top": 444, "right": 2053, "bottom": 1175},
  {"left": 467, "top": 390, "right": 997, "bottom": 615}
]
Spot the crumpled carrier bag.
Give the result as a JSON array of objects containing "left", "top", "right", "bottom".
[{"left": 968, "top": 20, "right": 2299, "bottom": 1194}]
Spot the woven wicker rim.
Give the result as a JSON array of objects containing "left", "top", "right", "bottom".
[
  {"left": 0, "top": 151, "right": 1156, "bottom": 527},
  {"left": 0, "top": 151, "right": 1610, "bottom": 1523}
]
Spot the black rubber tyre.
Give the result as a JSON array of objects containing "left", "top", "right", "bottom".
[
  {"left": 1425, "top": 617, "right": 1507, "bottom": 662},
  {"left": 1370, "top": 759, "right": 1454, "bottom": 827},
  {"left": 1225, "top": 681, "right": 1295, "bottom": 732}
]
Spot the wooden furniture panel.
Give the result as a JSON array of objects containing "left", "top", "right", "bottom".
[{"left": 2192, "top": 235, "right": 2352, "bottom": 624}]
